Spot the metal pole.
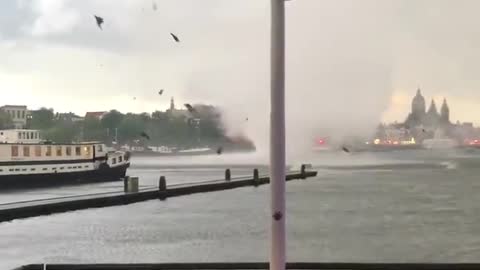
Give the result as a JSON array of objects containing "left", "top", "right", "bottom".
[{"left": 270, "top": 1, "right": 286, "bottom": 270}]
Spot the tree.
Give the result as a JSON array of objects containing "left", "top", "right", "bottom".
[
  {"left": 83, "top": 116, "right": 105, "bottom": 141},
  {"left": 118, "top": 114, "right": 147, "bottom": 144},
  {"left": 101, "top": 110, "right": 124, "bottom": 131},
  {"left": 43, "top": 122, "right": 81, "bottom": 143},
  {"left": 29, "top": 108, "right": 54, "bottom": 129},
  {"left": 0, "top": 111, "right": 13, "bottom": 129}
]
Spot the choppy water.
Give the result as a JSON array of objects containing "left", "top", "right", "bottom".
[{"left": 2, "top": 150, "right": 480, "bottom": 268}]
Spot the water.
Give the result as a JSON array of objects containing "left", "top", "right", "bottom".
[{"left": 2, "top": 150, "right": 480, "bottom": 268}]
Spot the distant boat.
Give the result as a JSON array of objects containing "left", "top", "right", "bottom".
[
  {"left": 422, "top": 138, "right": 458, "bottom": 149},
  {"left": 312, "top": 138, "right": 333, "bottom": 152},
  {"left": 130, "top": 146, "right": 215, "bottom": 157}
]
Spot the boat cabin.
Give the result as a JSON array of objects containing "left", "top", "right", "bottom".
[{"left": 0, "top": 129, "right": 41, "bottom": 144}]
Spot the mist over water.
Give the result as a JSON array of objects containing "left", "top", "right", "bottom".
[{"left": 182, "top": 1, "right": 395, "bottom": 160}]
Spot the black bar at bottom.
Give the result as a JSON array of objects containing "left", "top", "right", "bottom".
[{"left": 17, "top": 262, "right": 480, "bottom": 270}]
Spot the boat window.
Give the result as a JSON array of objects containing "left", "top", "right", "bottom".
[
  {"left": 15, "top": 168, "right": 20, "bottom": 171},
  {"left": 11, "top": 146, "right": 18, "bottom": 157},
  {"left": 56, "top": 146, "right": 62, "bottom": 156},
  {"left": 16, "top": 111, "right": 20, "bottom": 119},
  {"left": 42, "top": 168, "right": 47, "bottom": 171},
  {"left": 35, "top": 146, "right": 41, "bottom": 157},
  {"left": 98, "top": 144, "right": 103, "bottom": 152},
  {"left": 75, "top": 146, "right": 81, "bottom": 156},
  {"left": 60, "top": 167, "right": 64, "bottom": 170},
  {"left": 68, "top": 166, "right": 72, "bottom": 169},
  {"left": 84, "top": 146, "right": 91, "bottom": 156},
  {"left": 9, "top": 169, "right": 14, "bottom": 172},
  {"left": 17, "top": 132, "right": 21, "bottom": 139},
  {"left": 26, "top": 132, "right": 30, "bottom": 139},
  {"left": 23, "top": 146, "right": 30, "bottom": 157},
  {"left": 22, "top": 111, "right": 25, "bottom": 119},
  {"left": 31, "top": 168, "right": 35, "bottom": 171},
  {"left": 46, "top": 146, "right": 52, "bottom": 156},
  {"left": 112, "top": 158, "right": 117, "bottom": 164},
  {"left": 21, "top": 168, "right": 26, "bottom": 171},
  {"left": 66, "top": 146, "right": 72, "bottom": 156},
  {"left": 119, "top": 156, "right": 123, "bottom": 162}
]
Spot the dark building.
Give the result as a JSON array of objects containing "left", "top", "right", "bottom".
[
  {"left": 425, "top": 99, "right": 439, "bottom": 127},
  {"left": 440, "top": 98, "right": 450, "bottom": 124},
  {"left": 405, "top": 88, "right": 450, "bottom": 129}
]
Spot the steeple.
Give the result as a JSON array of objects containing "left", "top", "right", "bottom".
[
  {"left": 170, "top": 97, "right": 175, "bottom": 111},
  {"left": 411, "top": 88, "right": 426, "bottom": 121},
  {"left": 427, "top": 99, "right": 438, "bottom": 115},
  {"left": 440, "top": 98, "right": 450, "bottom": 124}
]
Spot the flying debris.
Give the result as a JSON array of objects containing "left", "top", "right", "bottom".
[
  {"left": 140, "top": 132, "right": 150, "bottom": 140},
  {"left": 94, "top": 15, "right": 104, "bottom": 30},
  {"left": 246, "top": 117, "right": 249, "bottom": 121},
  {"left": 184, "top": 103, "right": 195, "bottom": 113},
  {"left": 158, "top": 89, "right": 164, "bottom": 95},
  {"left": 152, "top": 1, "right": 158, "bottom": 11},
  {"left": 341, "top": 146, "right": 350, "bottom": 153},
  {"left": 170, "top": 33, "right": 180, "bottom": 43},
  {"left": 216, "top": 146, "right": 223, "bottom": 155}
]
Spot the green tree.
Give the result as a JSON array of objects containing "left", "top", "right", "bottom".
[
  {"left": 118, "top": 114, "right": 147, "bottom": 144},
  {"left": 29, "top": 108, "right": 54, "bottom": 129},
  {"left": 83, "top": 116, "right": 105, "bottom": 141},
  {"left": 43, "top": 122, "right": 81, "bottom": 143},
  {"left": 101, "top": 110, "right": 124, "bottom": 130},
  {"left": 0, "top": 111, "right": 13, "bottom": 129}
]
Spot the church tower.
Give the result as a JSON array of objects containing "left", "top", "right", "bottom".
[
  {"left": 411, "top": 88, "right": 426, "bottom": 121},
  {"left": 425, "top": 99, "right": 439, "bottom": 127},
  {"left": 440, "top": 98, "right": 450, "bottom": 124},
  {"left": 427, "top": 99, "right": 438, "bottom": 116},
  {"left": 170, "top": 97, "right": 175, "bottom": 111}
]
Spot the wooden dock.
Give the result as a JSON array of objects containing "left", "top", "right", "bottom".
[{"left": 0, "top": 167, "right": 317, "bottom": 223}]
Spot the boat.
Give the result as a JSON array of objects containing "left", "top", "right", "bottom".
[
  {"left": 422, "top": 138, "right": 458, "bottom": 149},
  {"left": 354, "top": 138, "right": 424, "bottom": 152},
  {"left": 0, "top": 129, "right": 130, "bottom": 189},
  {"left": 312, "top": 138, "right": 334, "bottom": 152},
  {"left": 126, "top": 145, "right": 216, "bottom": 157}
]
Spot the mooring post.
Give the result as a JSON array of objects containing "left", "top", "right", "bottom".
[
  {"left": 253, "top": 168, "right": 260, "bottom": 187},
  {"left": 301, "top": 164, "right": 307, "bottom": 179},
  {"left": 127, "top": 177, "right": 139, "bottom": 193},
  {"left": 225, "top": 168, "right": 231, "bottom": 181},
  {"left": 158, "top": 176, "right": 167, "bottom": 200}
]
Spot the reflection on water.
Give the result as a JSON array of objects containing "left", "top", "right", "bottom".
[{"left": 2, "top": 151, "right": 480, "bottom": 268}]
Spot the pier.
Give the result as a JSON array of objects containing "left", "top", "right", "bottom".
[{"left": 0, "top": 166, "right": 317, "bottom": 223}]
